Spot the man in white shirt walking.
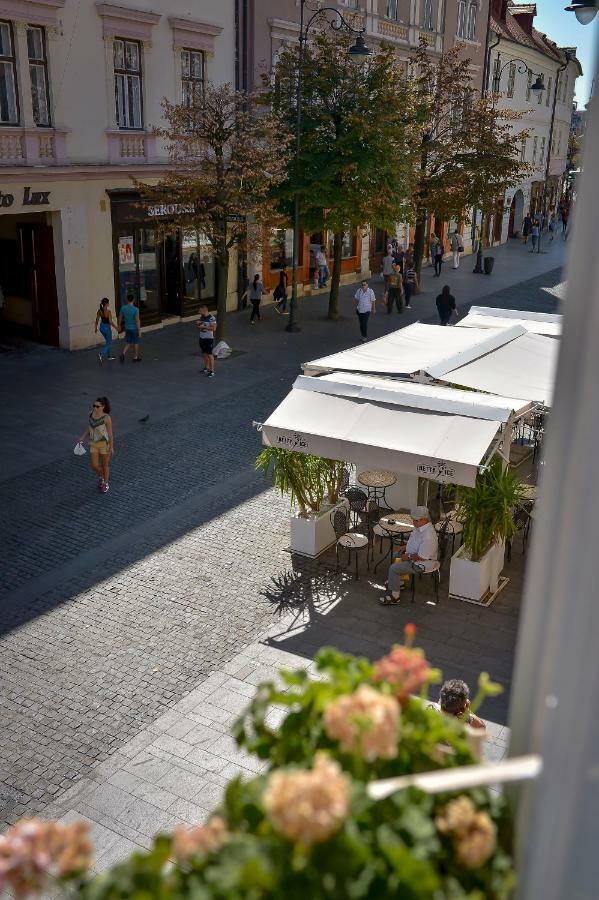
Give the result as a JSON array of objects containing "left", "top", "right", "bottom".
[
  {"left": 354, "top": 279, "right": 376, "bottom": 342},
  {"left": 450, "top": 229, "right": 464, "bottom": 269},
  {"left": 380, "top": 506, "right": 438, "bottom": 605}
]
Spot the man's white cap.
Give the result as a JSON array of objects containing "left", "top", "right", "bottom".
[{"left": 411, "top": 506, "right": 430, "bottom": 520}]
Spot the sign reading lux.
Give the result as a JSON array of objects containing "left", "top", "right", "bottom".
[{"left": 0, "top": 187, "right": 51, "bottom": 208}]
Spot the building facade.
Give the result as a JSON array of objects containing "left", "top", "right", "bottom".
[
  {"left": 0, "top": 0, "right": 235, "bottom": 350},
  {"left": 236, "top": 0, "right": 490, "bottom": 286},
  {"left": 485, "top": 0, "right": 580, "bottom": 244}
]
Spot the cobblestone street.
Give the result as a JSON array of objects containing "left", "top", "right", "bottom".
[{"left": 0, "top": 238, "right": 564, "bottom": 834}]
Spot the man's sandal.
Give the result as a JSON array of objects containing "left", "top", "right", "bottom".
[{"left": 379, "top": 594, "right": 401, "bottom": 606}]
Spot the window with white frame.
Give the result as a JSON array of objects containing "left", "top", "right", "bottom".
[
  {"left": 520, "top": 136, "right": 526, "bottom": 161},
  {"left": 422, "top": 0, "right": 434, "bottom": 30},
  {"left": 507, "top": 62, "right": 516, "bottom": 98},
  {"left": 540, "top": 136, "right": 545, "bottom": 163},
  {"left": 457, "top": 0, "right": 467, "bottom": 37},
  {"left": 386, "top": 0, "right": 399, "bottom": 20},
  {"left": 114, "top": 38, "right": 142, "bottom": 129},
  {"left": 0, "top": 21, "right": 18, "bottom": 125},
  {"left": 181, "top": 49, "right": 204, "bottom": 106},
  {"left": 532, "top": 135, "right": 538, "bottom": 165},
  {"left": 491, "top": 55, "right": 501, "bottom": 92},
  {"left": 466, "top": 2, "right": 477, "bottom": 39},
  {"left": 546, "top": 75, "right": 552, "bottom": 106},
  {"left": 27, "top": 26, "right": 50, "bottom": 126}
]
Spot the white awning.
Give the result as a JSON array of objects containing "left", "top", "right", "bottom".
[
  {"left": 456, "top": 306, "right": 562, "bottom": 336},
  {"left": 261, "top": 388, "right": 502, "bottom": 487},
  {"left": 295, "top": 373, "right": 532, "bottom": 421},
  {"left": 303, "top": 322, "right": 524, "bottom": 377},
  {"left": 439, "top": 332, "right": 558, "bottom": 406}
]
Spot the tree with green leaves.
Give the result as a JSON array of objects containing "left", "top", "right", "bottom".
[
  {"left": 138, "top": 84, "right": 290, "bottom": 340},
  {"left": 270, "top": 31, "right": 421, "bottom": 320},
  {"left": 408, "top": 44, "right": 530, "bottom": 276}
]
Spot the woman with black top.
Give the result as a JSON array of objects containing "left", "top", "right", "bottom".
[
  {"left": 435, "top": 285, "right": 457, "bottom": 326},
  {"left": 273, "top": 270, "right": 288, "bottom": 314},
  {"left": 94, "top": 298, "right": 117, "bottom": 363},
  {"left": 434, "top": 240, "right": 445, "bottom": 277}
]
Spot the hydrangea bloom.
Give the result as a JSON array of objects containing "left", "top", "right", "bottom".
[
  {"left": 372, "top": 645, "right": 432, "bottom": 704},
  {"left": 263, "top": 753, "right": 350, "bottom": 844},
  {"left": 172, "top": 817, "right": 228, "bottom": 862},
  {"left": 0, "top": 819, "right": 92, "bottom": 897},
  {"left": 323, "top": 685, "right": 400, "bottom": 760},
  {"left": 435, "top": 796, "right": 497, "bottom": 869}
]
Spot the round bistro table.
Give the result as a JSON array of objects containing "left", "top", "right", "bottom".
[
  {"left": 357, "top": 470, "right": 397, "bottom": 510},
  {"left": 374, "top": 512, "right": 414, "bottom": 572}
]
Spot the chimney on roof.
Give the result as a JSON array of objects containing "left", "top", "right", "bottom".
[{"left": 510, "top": 3, "right": 537, "bottom": 35}]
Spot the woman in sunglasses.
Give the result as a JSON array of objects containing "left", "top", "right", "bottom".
[{"left": 78, "top": 397, "right": 114, "bottom": 493}]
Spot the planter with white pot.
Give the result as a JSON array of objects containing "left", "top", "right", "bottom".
[
  {"left": 289, "top": 502, "right": 343, "bottom": 558},
  {"left": 448, "top": 541, "right": 508, "bottom": 607}
]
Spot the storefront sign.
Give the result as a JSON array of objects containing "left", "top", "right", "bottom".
[
  {"left": 416, "top": 460, "right": 456, "bottom": 480},
  {"left": 276, "top": 432, "right": 310, "bottom": 451},
  {"left": 0, "top": 187, "right": 51, "bottom": 208},
  {"left": 146, "top": 203, "right": 195, "bottom": 218},
  {"left": 118, "top": 236, "right": 134, "bottom": 265}
]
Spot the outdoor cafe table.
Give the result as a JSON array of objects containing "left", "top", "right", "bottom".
[
  {"left": 374, "top": 512, "right": 414, "bottom": 573},
  {"left": 357, "top": 469, "right": 397, "bottom": 509}
]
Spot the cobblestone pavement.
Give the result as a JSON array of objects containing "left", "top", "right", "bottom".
[{"left": 0, "top": 240, "right": 563, "bottom": 828}]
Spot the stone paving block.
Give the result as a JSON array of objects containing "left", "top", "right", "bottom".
[
  {"left": 124, "top": 750, "right": 173, "bottom": 785},
  {"left": 168, "top": 797, "right": 210, "bottom": 826},
  {"left": 157, "top": 764, "right": 216, "bottom": 799},
  {"left": 106, "top": 770, "right": 178, "bottom": 812}
]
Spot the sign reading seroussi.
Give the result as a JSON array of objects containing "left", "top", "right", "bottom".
[{"left": 146, "top": 202, "right": 195, "bottom": 218}]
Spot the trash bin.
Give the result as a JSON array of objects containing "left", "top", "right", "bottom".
[{"left": 484, "top": 256, "right": 495, "bottom": 275}]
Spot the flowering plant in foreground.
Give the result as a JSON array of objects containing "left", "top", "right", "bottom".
[{"left": 1, "top": 628, "right": 514, "bottom": 899}]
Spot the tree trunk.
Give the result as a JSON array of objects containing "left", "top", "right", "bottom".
[
  {"left": 215, "top": 246, "right": 229, "bottom": 342},
  {"left": 327, "top": 232, "right": 343, "bottom": 321},
  {"left": 413, "top": 211, "right": 427, "bottom": 280}
]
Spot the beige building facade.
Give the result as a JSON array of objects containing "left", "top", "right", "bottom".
[{"left": 0, "top": 0, "right": 235, "bottom": 350}]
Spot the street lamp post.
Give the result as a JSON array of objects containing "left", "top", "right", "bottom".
[
  {"left": 473, "top": 57, "right": 544, "bottom": 274},
  {"left": 564, "top": 0, "right": 598, "bottom": 24},
  {"left": 537, "top": 52, "right": 571, "bottom": 253},
  {"left": 285, "top": 3, "right": 370, "bottom": 333}
]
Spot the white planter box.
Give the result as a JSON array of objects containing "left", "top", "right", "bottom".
[
  {"left": 449, "top": 542, "right": 505, "bottom": 604},
  {"left": 289, "top": 503, "right": 339, "bottom": 558}
]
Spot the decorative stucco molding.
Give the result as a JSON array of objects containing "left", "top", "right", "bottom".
[
  {"left": 0, "top": 0, "right": 65, "bottom": 27},
  {"left": 167, "top": 17, "right": 223, "bottom": 53},
  {"left": 95, "top": 3, "right": 160, "bottom": 42}
]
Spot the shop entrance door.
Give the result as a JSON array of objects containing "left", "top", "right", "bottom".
[
  {"left": 18, "top": 223, "right": 59, "bottom": 346},
  {"left": 161, "top": 235, "right": 182, "bottom": 318}
]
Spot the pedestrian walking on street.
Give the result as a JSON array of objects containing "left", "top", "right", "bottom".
[
  {"left": 436, "top": 285, "right": 457, "bottom": 326},
  {"left": 95, "top": 298, "right": 117, "bottom": 363},
  {"left": 522, "top": 213, "right": 532, "bottom": 244},
  {"left": 403, "top": 258, "right": 418, "bottom": 309},
  {"left": 437, "top": 679, "right": 485, "bottom": 729},
  {"left": 561, "top": 205, "right": 569, "bottom": 236},
  {"left": 530, "top": 219, "right": 540, "bottom": 252},
  {"left": 450, "top": 229, "right": 463, "bottom": 269},
  {"left": 355, "top": 279, "right": 376, "bottom": 341},
  {"left": 316, "top": 244, "right": 329, "bottom": 288},
  {"left": 428, "top": 233, "right": 439, "bottom": 265},
  {"left": 386, "top": 263, "right": 404, "bottom": 314},
  {"left": 118, "top": 294, "right": 141, "bottom": 363},
  {"left": 391, "top": 245, "right": 404, "bottom": 272},
  {"left": 548, "top": 211, "right": 556, "bottom": 241},
  {"left": 273, "top": 270, "right": 288, "bottom": 314},
  {"left": 434, "top": 239, "right": 445, "bottom": 277},
  {"left": 78, "top": 397, "right": 113, "bottom": 493},
  {"left": 197, "top": 303, "right": 216, "bottom": 377},
  {"left": 381, "top": 246, "right": 394, "bottom": 293},
  {"left": 243, "top": 274, "right": 267, "bottom": 323}
]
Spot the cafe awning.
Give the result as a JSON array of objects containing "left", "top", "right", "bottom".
[
  {"left": 260, "top": 381, "right": 505, "bottom": 488},
  {"left": 456, "top": 306, "right": 562, "bottom": 336}
]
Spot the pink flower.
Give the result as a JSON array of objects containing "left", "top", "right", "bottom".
[
  {"left": 323, "top": 686, "right": 400, "bottom": 760},
  {"left": 0, "top": 819, "right": 92, "bottom": 898},
  {"left": 435, "top": 797, "right": 497, "bottom": 869},
  {"left": 263, "top": 753, "right": 350, "bottom": 845},
  {"left": 372, "top": 645, "right": 432, "bottom": 704},
  {"left": 172, "top": 817, "right": 228, "bottom": 862}
]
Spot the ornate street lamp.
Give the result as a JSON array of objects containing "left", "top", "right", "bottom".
[
  {"left": 564, "top": 1, "right": 598, "bottom": 25},
  {"left": 286, "top": 3, "right": 370, "bottom": 333}
]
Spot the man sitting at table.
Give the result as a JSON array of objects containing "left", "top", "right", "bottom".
[{"left": 380, "top": 506, "right": 438, "bottom": 605}]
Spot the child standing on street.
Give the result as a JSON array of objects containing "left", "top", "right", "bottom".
[
  {"left": 118, "top": 294, "right": 141, "bottom": 362},
  {"left": 197, "top": 304, "right": 217, "bottom": 377},
  {"left": 79, "top": 397, "right": 114, "bottom": 493}
]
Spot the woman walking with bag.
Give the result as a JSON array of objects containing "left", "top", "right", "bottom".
[
  {"left": 78, "top": 397, "right": 114, "bottom": 493},
  {"left": 434, "top": 240, "right": 445, "bottom": 277},
  {"left": 273, "top": 270, "right": 288, "bottom": 314},
  {"left": 94, "top": 298, "right": 117, "bottom": 363},
  {"left": 242, "top": 274, "right": 268, "bottom": 323}
]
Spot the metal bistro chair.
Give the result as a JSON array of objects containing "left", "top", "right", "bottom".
[
  {"left": 344, "top": 487, "right": 369, "bottom": 529},
  {"left": 507, "top": 503, "right": 534, "bottom": 561},
  {"left": 435, "top": 511, "right": 463, "bottom": 557},
  {"left": 409, "top": 520, "right": 450, "bottom": 605},
  {"left": 360, "top": 500, "right": 386, "bottom": 567},
  {"left": 331, "top": 507, "right": 368, "bottom": 580}
]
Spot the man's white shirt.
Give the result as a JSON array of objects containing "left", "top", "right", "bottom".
[
  {"left": 355, "top": 287, "right": 375, "bottom": 313},
  {"left": 405, "top": 522, "right": 438, "bottom": 572}
]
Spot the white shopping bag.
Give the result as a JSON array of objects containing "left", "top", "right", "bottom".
[
  {"left": 73, "top": 441, "right": 86, "bottom": 456},
  {"left": 212, "top": 340, "right": 232, "bottom": 359}
]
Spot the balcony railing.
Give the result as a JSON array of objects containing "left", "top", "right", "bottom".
[
  {"left": 0, "top": 128, "right": 67, "bottom": 166},
  {"left": 106, "top": 130, "right": 157, "bottom": 164},
  {"left": 377, "top": 20, "right": 409, "bottom": 40}
]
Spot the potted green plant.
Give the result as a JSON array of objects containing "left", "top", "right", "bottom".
[
  {"left": 449, "top": 457, "right": 526, "bottom": 604},
  {"left": 256, "top": 447, "right": 348, "bottom": 556}
]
